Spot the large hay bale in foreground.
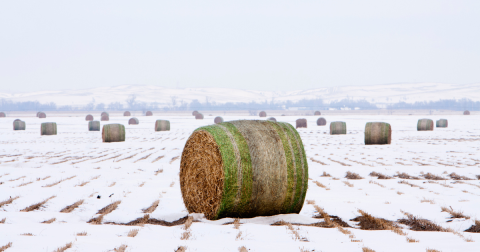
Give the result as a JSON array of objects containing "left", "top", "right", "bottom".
[
  {"left": 314, "top": 111, "right": 321, "bottom": 116},
  {"left": 88, "top": 121, "right": 100, "bottom": 131},
  {"left": 267, "top": 117, "right": 276, "bottom": 122},
  {"left": 195, "top": 113, "right": 204, "bottom": 120},
  {"left": 124, "top": 111, "right": 131, "bottom": 116},
  {"left": 180, "top": 120, "right": 308, "bottom": 220},
  {"left": 464, "top": 110, "right": 470, "bottom": 115},
  {"left": 128, "top": 117, "right": 139, "bottom": 125},
  {"left": 13, "top": 120, "right": 26, "bottom": 130},
  {"left": 192, "top": 111, "right": 199, "bottom": 116},
  {"left": 214, "top": 116, "right": 224, "bottom": 124},
  {"left": 85, "top": 114, "right": 94, "bottom": 121},
  {"left": 38, "top": 112, "right": 46, "bottom": 118},
  {"left": 102, "top": 124, "right": 125, "bottom": 142},
  {"left": 330, "top": 121, "right": 346, "bottom": 135},
  {"left": 436, "top": 119, "right": 448, "bottom": 128},
  {"left": 317, "top": 117, "right": 326, "bottom": 126},
  {"left": 296, "top": 118, "right": 307, "bottom": 128},
  {"left": 364, "top": 122, "right": 391, "bottom": 145},
  {"left": 0, "top": 112, "right": 5, "bottom": 117},
  {"left": 101, "top": 112, "right": 109, "bottom": 117},
  {"left": 146, "top": 111, "right": 153, "bottom": 116},
  {"left": 417, "top": 119, "right": 434, "bottom": 131},
  {"left": 101, "top": 115, "right": 109, "bottom": 121},
  {"left": 41, "top": 122, "right": 57, "bottom": 135},
  {"left": 259, "top": 111, "right": 267, "bottom": 117},
  {"left": 155, "top": 120, "right": 170, "bottom": 131}
]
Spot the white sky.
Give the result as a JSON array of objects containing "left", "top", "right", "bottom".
[{"left": 0, "top": 0, "right": 479, "bottom": 92}]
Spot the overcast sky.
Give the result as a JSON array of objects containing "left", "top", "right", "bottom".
[{"left": 0, "top": 0, "right": 479, "bottom": 92}]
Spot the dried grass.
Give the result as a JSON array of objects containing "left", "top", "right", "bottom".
[
  {"left": 441, "top": 206, "right": 469, "bottom": 219},
  {"left": 313, "top": 181, "right": 328, "bottom": 189},
  {"left": 127, "top": 229, "right": 139, "bottom": 237},
  {"left": 394, "top": 172, "right": 420, "bottom": 180},
  {"left": 154, "top": 169, "right": 163, "bottom": 175},
  {"left": 97, "top": 201, "right": 121, "bottom": 215},
  {"left": 238, "top": 246, "right": 248, "bottom": 252},
  {"left": 345, "top": 172, "right": 363, "bottom": 179},
  {"left": 422, "top": 173, "right": 445, "bottom": 180},
  {"left": 465, "top": 220, "right": 480, "bottom": 233},
  {"left": 406, "top": 237, "right": 419, "bottom": 243},
  {"left": 175, "top": 246, "right": 186, "bottom": 252},
  {"left": 233, "top": 218, "right": 241, "bottom": 229},
  {"left": 151, "top": 155, "right": 165, "bottom": 163},
  {"left": 43, "top": 176, "right": 76, "bottom": 187},
  {"left": 369, "top": 180, "right": 385, "bottom": 188},
  {"left": 0, "top": 196, "right": 19, "bottom": 208},
  {"left": 76, "top": 232, "right": 87, "bottom": 236},
  {"left": 306, "top": 200, "right": 315, "bottom": 205},
  {"left": 320, "top": 171, "right": 331, "bottom": 177},
  {"left": 362, "top": 248, "right": 376, "bottom": 252},
  {"left": 342, "top": 181, "right": 354, "bottom": 187},
  {"left": 60, "top": 200, "right": 84, "bottom": 213},
  {"left": 398, "top": 212, "right": 445, "bottom": 232},
  {"left": 21, "top": 233, "right": 33, "bottom": 236},
  {"left": 114, "top": 245, "right": 127, "bottom": 252},
  {"left": 420, "top": 198, "right": 435, "bottom": 204},
  {"left": 142, "top": 200, "right": 159, "bottom": 213},
  {"left": 0, "top": 242, "right": 12, "bottom": 252},
  {"left": 426, "top": 249, "right": 441, "bottom": 252},
  {"left": 41, "top": 218, "right": 56, "bottom": 224},
  {"left": 20, "top": 196, "right": 56, "bottom": 212},
  {"left": 448, "top": 172, "right": 472, "bottom": 180},
  {"left": 0, "top": 218, "right": 5, "bottom": 224},
  {"left": 369, "top": 172, "right": 392, "bottom": 179},
  {"left": 352, "top": 210, "right": 403, "bottom": 235},
  {"left": 53, "top": 242, "right": 72, "bottom": 252}
]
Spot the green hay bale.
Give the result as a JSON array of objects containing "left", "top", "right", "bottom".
[
  {"left": 101, "top": 115, "right": 109, "bottom": 121},
  {"left": 296, "top": 118, "right": 307, "bottom": 129},
  {"left": 417, "top": 119, "right": 434, "bottom": 131},
  {"left": 364, "top": 122, "right": 391, "bottom": 145},
  {"left": 267, "top": 117, "right": 276, "bottom": 122},
  {"left": 214, "top": 116, "right": 224, "bottom": 124},
  {"left": 259, "top": 111, "right": 267, "bottom": 117},
  {"left": 180, "top": 120, "right": 308, "bottom": 220},
  {"left": 13, "top": 120, "right": 26, "bottom": 130},
  {"left": 464, "top": 110, "right": 470, "bottom": 115},
  {"left": 128, "top": 117, "right": 139, "bottom": 125},
  {"left": 436, "top": 119, "right": 448, "bottom": 128},
  {"left": 85, "top": 114, "right": 93, "bottom": 121},
  {"left": 124, "top": 111, "right": 131, "bottom": 116},
  {"left": 314, "top": 111, "right": 321, "bottom": 116},
  {"left": 101, "top": 112, "right": 109, "bottom": 117},
  {"left": 88, "top": 121, "right": 100, "bottom": 131},
  {"left": 330, "top": 121, "right": 346, "bottom": 135},
  {"left": 146, "top": 111, "right": 153, "bottom": 116},
  {"left": 102, "top": 124, "right": 125, "bottom": 142},
  {"left": 0, "top": 112, "right": 5, "bottom": 117},
  {"left": 195, "top": 113, "right": 204, "bottom": 120},
  {"left": 317, "top": 117, "right": 326, "bottom": 126},
  {"left": 38, "top": 112, "right": 46, "bottom": 118},
  {"left": 155, "top": 120, "right": 170, "bottom": 131},
  {"left": 41, "top": 122, "right": 57, "bottom": 135}
]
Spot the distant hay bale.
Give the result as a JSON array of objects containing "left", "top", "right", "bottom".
[
  {"left": 0, "top": 112, "right": 5, "bottom": 117},
  {"left": 281, "top": 114, "right": 286, "bottom": 116},
  {"left": 101, "top": 112, "right": 109, "bottom": 117},
  {"left": 13, "top": 120, "right": 26, "bottom": 130},
  {"left": 85, "top": 114, "right": 94, "bottom": 121},
  {"left": 88, "top": 121, "right": 100, "bottom": 131},
  {"left": 155, "top": 120, "right": 170, "bottom": 131},
  {"left": 464, "top": 110, "right": 470, "bottom": 115},
  {"left": 38, "top": 112, "right": 46, "bottom": 118},
  {"left": 146, "top": 111, "right": 153, "bottom": 116},
  {"left": 314, "top": 111, "right": 321, "bottom": 116},
  {"left": 296, "top": 118, "right": 307, "bottom": 129},
  {"left": 330, "top": 121, "right": 346, "bottom": 135},
  {"left": 36, "top": 112, "right": 41, "bottom": 117},
  {"left": 124, "top": 111, "right": 131, "bottom": 116},
  {"left": 180, "top": 120, "right": 308, "bottom": 220},
  {"left": 101, "top": 115, "right": 109, "bottom": 121},
  {"left": 102, "top": 124, "right": 125, "bottom": 142},
  {"left": 41, "top": 122, "right": 57, "bottom": 135},
  {"left": 214, "top": 116, "right": 224, "bottom": 124},
  {"left": 267, "top": 117, "right": 276, "bottom": 122},
  {"left": 364, "top": 122, "right": 391, "bottom": 145},
  {"left": 195, "top": 113, "right": 204, "bottom": 120},
  {"left": 259, "top": 111, "right": 267, "bottom": 117},
  {"left": 128, "top": 117, "right": 139, "bottom": 125},
  {"left": 317, "top": 117, "right": 327, "bottom": 126},
  {"left": 192, "top": 111, "right": 199, "bottom": 116},
  {"left": 417, "top": 119, "right": 434, "bottom": 131},
  {"left": 436, "top": 119, "right": 448, "bottom": 128}
]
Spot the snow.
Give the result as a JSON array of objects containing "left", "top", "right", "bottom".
[{"left": 0, "top": 113, "right": 479, "bottom": 252}]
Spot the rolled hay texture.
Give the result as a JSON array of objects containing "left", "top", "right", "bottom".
[
  {"left": 436, "top": 119, "right": 448, "bottom": 128},
  {"left": 364, "top": 122, "right": 391, "bottom": 145},
  {"left": 330, "top": 121, "right": 346, "bottom": 135},
  {"left": 85, "top": 114, "right": 94, "bottom": 121},
  {"left": 146, "top": 111, "right": 153, "bottom": 116},
  {"left": 192, "top": 111, "right": 199, "bottom": 116},
  {"left": 155, "top": 120, "right": 170, "bottom": 131},
  {"left": 101, "top": 115, "right": 109, "bottom": 121},
  {"left": 102, "top": 124, "right": 125, "bottom": 142},
  {"left": 464, "top": 110, "right": 470, "bottom": 115},
  {"left": 317, "top": 117, "right": 327, "bottom": 126},
  {"left": 41, "top": 122, "right": 57, "bottom": 135},
  {"left": 0, "top": 112, "right": 5, "bottom": 117},
  {"left": 214, "top": 116, "right": 224, "bottom": 124},
  {"left": 88, "top": 121, "right": 101, "bottom": 131},
  {"left": 267, "top": 117, "right": 276, "bottom": 122},
  {"left": 38, "top": 112, "right": 46, "bottom": 118},
  {"left": 417, "top": 119, "right": 434, "bottom": 131},
  {"left": 124, "top": 111, "right": 131, "bottom": 116},
  {"left": 259, "top": 111, "right": 267, "bottom": 117},
  {"left": 296, "top": 119, "right": 307, "bottom": 129},
  {"left": 13, "top": 120, "right": 26, "bottom": 130},
  {"left": 128, "top": 117, "right": 139, "bottom": 125},
  {"left": 314, "top": 111, "right": 321, "bottom": 116},
  {"left": 195, "top": 113, "right": 204, "bottom": 120},
  {"left": 180, "top": 120, "right": 308, "bottom": 220},
  {"left": 101, "top": 112, "right": 109, "bottom": 117}
]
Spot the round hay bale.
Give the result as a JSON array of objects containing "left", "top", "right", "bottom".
[
  {"left": 267, "top": 117, "right": 276, "bottom": 122},
  {"left": 128, "top": 117, "right": 139, "bottom": 125},
  {"left": 259, "top": 111, "right": 267, "bottom": 117},
  {"left": 13, "top": 120, "right": 26, "bottom": 130},
  {"left": 364, "top": 122, "right": 391, "bottom": 145},
  {"left": 330, "top": 121, "right": 346, "bottom": 135},
  {"left": 38, "top": 112, "right": 46, "bottom": 118},
  {"left": 41, "top": 122, "right": 57, "bottom": 135},
  {"left": 88, "top": 121, "right": 101, "bottom": 131},
  {"left": 281, "top": 114, "right": 286, "bottom": 116},
  {"left": 102, "top": 124, "right": 125, "bottom": 142},
  {"left": 214, "top": 116, "right": 224, "bottom": 124},
  {"left": 464, "top": 110, "right": 470, "bottom": 115},
  {"left": 85, "top": 114, "right": 94, "bottom": 121},
  {"left": 101, "top": 115, "right": 109, "bottom": 121},
  {"left": 195, "top": 113, "right": 204, "bottom": 120},
  {"left": 36, "top": 112, "right": 41, "bottom": 117},
  {"left": 146, "top": 111, "right": 153, "bottom": 116},
  {"left": 155, "top": 120, "right": 170, "bottom": 131},
  {"left": 417, "top": 119, "right": 434, "bottom": 131},
  {"left": 296, "top": 118, "right": 307, "bottom": 129},
  {"left": 124, "top": 111, "right": 131, "bottom": 116},
  {"left": 317, "top": 117, "right": 326, "bottom": 126},
  {"left": 101, "top": 112, "right": 109, "bottom": 117},
  {"left": 192, "top": 111, "right": 199, "bottom": 116},
  {"left": 180, "top": 120, "right": 308, "bottom": 220},
  {"left": 0, "top": 112, "right": 6, "bottom": 117},
  {"left": 314, "top": 111, "right": 321, "bottom": 116},
  {"left": 436, "top": 119, "right": 448, "bottom": 128}
]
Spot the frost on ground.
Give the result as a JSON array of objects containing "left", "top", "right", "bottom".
[{"left": 0, "top": 114, "right": 479, "bottom": 252}]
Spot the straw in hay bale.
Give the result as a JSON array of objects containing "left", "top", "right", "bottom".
[
  {"left": 192, "top": 111, "right": 199, "bottom": 116},
  {"left": 214, "top": 116, "right": 224, "bottom": 124},
  {"left": 13, "top": 120, "right": 26, "bottom": 130},
  {"left": 102, "top": 124, "right": 125, "bottom": 142},
  {"left": 180, "top": 120, "right": 308, "bottom": 220},
  {"left": 41, "top": 122, "right": 57, "bottom": 135},
  {"left": 330, "top": 121, "right": 346, "bottom": 135},
  {"left": 88, "top": 121, "right": 100, "bottom": 131},
  {"left": 436, "top": 119, "right": 448, "bottom": 128},
  {"left": 417, "top": 119, "right": 434, "bottom": 131},
  {"left": 124, "top": 111, "right": 131, "bottom": 116},
  {"left": 259, "top": 111, "right": 267, "bottom": 117},
  {"left": 101, "top": 115, "right": 109, "bottom": 121},
  {"left": 267, "top": 117, "right": 276, "bottom": 122},
  {"left": 146, "top": 111, "right": 153, "bottom": 116},
  {"left": 101, "top": 112, "right": 109, "bottom": 117},
  {"left": 195, "top": 113, "right": 204, "bottom": 120},
  {"left": 155, "top": 120, "right": 170, "bottom": 131},
  {"left": 464, "top": 110, "right": 470, "bottom": 115},
  {"left": 314, "top": 111, "right": 321, "bottom": 116},
  {"left": 364, "top": 122, "right": 391, "bottom": 145},
  {"left": 0, "top": 112, "right": 5, "bottom": 117},
  {"left": 317, "top": 117, "right": 326, "bottom": 126},
  {"left": 128, "top": 117, "right": 139, "bottom": 125},
  {"left": 38, "top": 112, "right": 46, "bottom": 118},
  {"left": 85, "top": 114, "right": 94, "bottom": 121},
  {"left": 296, "top": 118, "right": 307, "bottom": 129}
]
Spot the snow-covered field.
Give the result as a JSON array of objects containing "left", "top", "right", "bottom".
[{"left": 0, "top": 113, "right": 479, "bottom": 252}]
